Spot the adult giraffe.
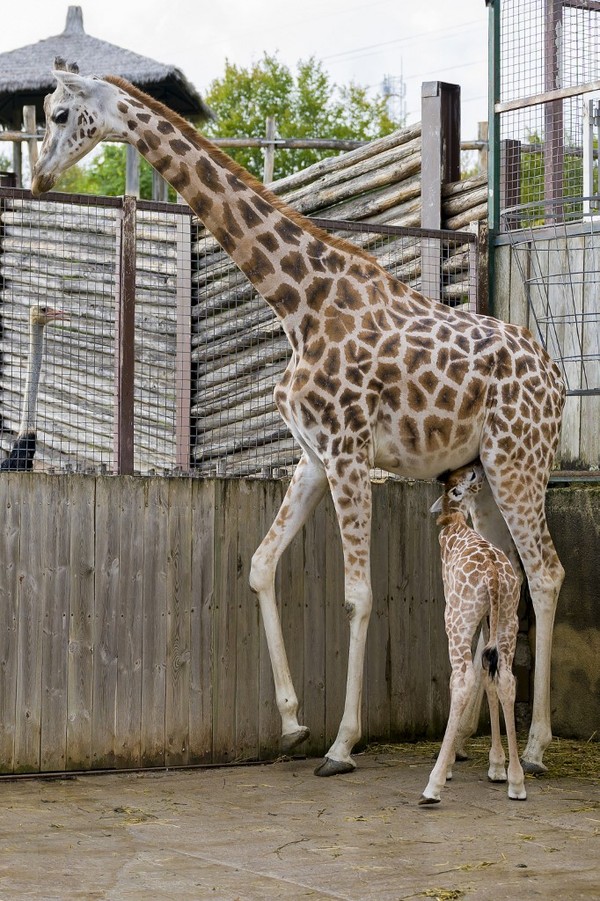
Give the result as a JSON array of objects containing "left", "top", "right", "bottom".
[{"left": 32, "top": 60, "right": 565, "bottom": 776}]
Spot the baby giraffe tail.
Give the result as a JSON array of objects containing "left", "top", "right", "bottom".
[{"left": 481, "top": 564, "right": 500, "bottom": 680}]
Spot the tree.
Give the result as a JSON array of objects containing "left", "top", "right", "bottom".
[{"left": 203, "top": 54, "right": 399, "bottom": 180}]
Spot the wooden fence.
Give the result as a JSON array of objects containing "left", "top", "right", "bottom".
[
  {"left": 0, "top": 474, "right": 452, "bottom": 774},
  {"left": 0, "top": 472, "right": 596, "bottom": 775}
]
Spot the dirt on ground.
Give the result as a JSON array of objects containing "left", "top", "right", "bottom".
[{"left": 0, "top": 739, "right": 598, "bottom": 901}]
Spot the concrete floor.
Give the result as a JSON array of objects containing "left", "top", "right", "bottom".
[{"left": 0, "top": 743, "right": 598, "bottom": 901}]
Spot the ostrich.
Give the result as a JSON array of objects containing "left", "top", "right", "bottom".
[{"left": 1, "top": 305, "right": 67, "bottom": 471}]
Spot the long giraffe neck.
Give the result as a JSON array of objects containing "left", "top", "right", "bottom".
[{"left": 105, "top": 77, "right": 375, "bottom": 344}]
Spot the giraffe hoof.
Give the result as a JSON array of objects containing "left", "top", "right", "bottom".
[
  {"left": 281, "top": 727, "right": 310, "bottom": 753},
  {"left": 313, "top": 757, "right": 355, "bottom": 777},
  {"left": 520, "top": 758, "right": 547, "bottom": 776},
  {"left": 418, "top": 795, "right": 441, "bottom": 805}
]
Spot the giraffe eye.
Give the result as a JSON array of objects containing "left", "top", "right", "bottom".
[{"left": 52, "top": 108, "right": 69, "bottom": 125}]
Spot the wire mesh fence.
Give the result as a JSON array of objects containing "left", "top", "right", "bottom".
[
  {"left": 0, "top": 187, "right": 478, "bottom": 476},
  {"left": 498, "top": 0, "right": 600, "bottom": 227}
]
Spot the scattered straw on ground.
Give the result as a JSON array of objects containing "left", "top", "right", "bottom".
[{"left": 364, "top": 736, "right": 599, "bottom": 781}]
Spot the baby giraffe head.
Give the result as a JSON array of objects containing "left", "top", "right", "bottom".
[
  {"left": 32, "top": 58, "right": 117, "bottom": 195},
  {"left": 430, "top": 459, "right": 486, "bottom": 524}
]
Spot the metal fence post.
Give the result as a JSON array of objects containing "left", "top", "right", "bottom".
[{"left": 114, "top": 195, "right": 137, "bottom": 474}]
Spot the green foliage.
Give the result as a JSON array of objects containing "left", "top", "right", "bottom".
[
  {"left": 54, "top": 145, "right": 175, "bottom": 199},
  {"left": 203, "top": 54, "right": 400, "bottom": 180},
  {"left": 0, "top": 152, "right": 10, "bottom": 171}
]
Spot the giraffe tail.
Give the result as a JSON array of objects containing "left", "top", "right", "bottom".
[{"left": 481, "top": 562, "right": 500, "bottom": 681}]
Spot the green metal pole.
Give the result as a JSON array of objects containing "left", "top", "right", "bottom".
[{"left": 487, "top": 0, "right": 501, "bottom": 316}]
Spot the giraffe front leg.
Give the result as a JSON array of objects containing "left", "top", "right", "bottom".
[
  {"left": 249, "top": 455, "right": 328, "bottom": 752},
  {"left": 485, "top": 678, "right": 507, "bottom": 783},
  {"left": 420, "top": 665, "right": 475, "bottom": 804},
  {"left": 314, "top": 462, "right": 372, "bottom": 777}
]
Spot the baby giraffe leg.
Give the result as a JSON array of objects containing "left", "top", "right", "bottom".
[
  {"left": 485, "top": 679, "right": 507, "bottom": 783},
  {"left": 420, "top": 665, "right": 475, "bottom": 804},
  {"left": 497, "top": 666, "right": 527, "bottom": 800}
]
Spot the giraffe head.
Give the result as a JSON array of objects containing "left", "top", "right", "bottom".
[
  {"left": 32, "top": 59, "right": 117, "bottom": 195},
  {"left": 430, "top": 459, "right": 486, "bottom": 519}
]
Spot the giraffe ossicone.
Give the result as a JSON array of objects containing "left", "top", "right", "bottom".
[
  {"left": 420, "top": 460, "right": 526, "bottom": 805},
  {"left": 32, "top": 62, "right": 565, "bottom": 776}
]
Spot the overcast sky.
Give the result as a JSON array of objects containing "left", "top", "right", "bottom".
[{"left": 0, "top": 1, "right": 489, "bottom": 139}]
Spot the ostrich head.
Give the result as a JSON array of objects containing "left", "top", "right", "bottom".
[{"left": 30, "top": 305, "right": 68, "bottom": 327}]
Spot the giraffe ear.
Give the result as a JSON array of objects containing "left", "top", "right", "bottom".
[
  {"left": 430, "top": 496, "right": 443, "bottom": 514},
  {"left": 53, "top": 68, "right": 88, "bottom": 96}
]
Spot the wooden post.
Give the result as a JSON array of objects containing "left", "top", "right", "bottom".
[
  {"left": 125, "top": 144, "right": 140, "bottom": 197},
  {"left": 263, "top": 116, "right": 276, "bottom": 184},
  {"left": 420, "top": 81, "right": 461, "bottom": 300},
  {"left": 114, "top": 196, "right": 137, "bottom": 474},
  {"left": 12, "top": 141, "right": 22, "bottom": 188},
  {"left": 544, "top": 0, "right": 564, "bottom": 221},
  {"left": 152, "top": 169, "right": 169, "bottom": 202},
  {"left": 500, "top": 138, "right": 522, "bottom": 229},
  {"left": 23, "top": 106, "right": 39, "bottom": 177},
  {"left": 477, "top": 121, "right": 488, "bottom": 176},
  {"left": 175, "top": 212, "right": 192, "bottom": 470}
]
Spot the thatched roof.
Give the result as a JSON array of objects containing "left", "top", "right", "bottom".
[{"left": 0, "top": 6, "right": 212, "bottom": 127}]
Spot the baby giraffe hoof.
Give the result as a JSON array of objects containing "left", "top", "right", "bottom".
[
  {"left": 313, "top": 757, "right": 355, "bottom": 777},
  {"left": 281, "top": 727, "right": 310, "bottom": 753},
  {"left": 509, "top": 787, "right": 528, "bottom": 801},
  {"left": 418, "top": 795, "right": 441, "bottom": 806}
]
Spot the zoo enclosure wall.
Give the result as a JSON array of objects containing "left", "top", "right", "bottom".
[{"left": 0, "top": 186, "right": 480, "bottom": 477}]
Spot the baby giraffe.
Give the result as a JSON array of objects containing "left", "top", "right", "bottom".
[{"left": 420, "top": 460, "right": 527, "bottom": 805}]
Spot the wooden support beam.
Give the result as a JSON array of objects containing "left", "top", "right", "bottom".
[{"left": 114, "top": 196, "right": 136, "bottom": 474}]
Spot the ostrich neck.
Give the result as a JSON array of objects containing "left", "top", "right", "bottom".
[{"left": 19, "top": 323, "right": 44, "bottom": 436}]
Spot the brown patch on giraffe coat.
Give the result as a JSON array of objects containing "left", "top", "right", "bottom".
[
  {"left": 170, "top": 138, "right": 192, "bottom": 155},
  {"left": 223, "top": 205, "right": 244, "bottom": 239},
  {"left": 323, "top": 346, "right": 341, "bottom": 377},
  {"left": 189, "top": 192, "right": 213, "bottom": 221},
  {"left": 256, "top": 232, "right": 279, "bottom": 253},
  {"left": 305, "top": 338, "right": 326, "bottom": 365},
  {"left": 435, "top": 385, "right": 458, "bottom": 412},
  {"left": 127, "top": 119, "right": 137, "bottom": 131},
  {"left": 380, "top": 334, "right": 400, "bottom": 357},
  {"left": 171, "top": 164, "right": 191, "bottom": 192},
  {"left": 196, "top": 156, "right": 225, "bottom": 193},
  {"left": 137, "top": 112, "right": 152, "bottom": 124},
  {"left": 495, "top": 346, "right": 514, "bottom": 379},
  {"left": 324, "top": 309, "right": 356, "bottom": 342},
  {"left": 225, "top": 172, "right": 247, "bottom": 193},
  {"left": 404, "top": 346, "right": 432, "bottom": 374},
  {"left": 245, "top": 247, "right": 276, "bottom": 283},
  {"left": 117, "top": 101, "right": 129, "bottom": 115},
  {"left": 274, "top": 219, "right": 303, "bottom": 245},
  {"left": 381, "top": 385, "right": 401, "bottom": 411},
  {"left": 458, "top": 379, "right": 486, "bottom": 419},
  {"left": 299, "top": 313, "right": 320, "bottom": 344},
  {"left": 376, "top": 362, "right": 401, "bottom": 383},
  {"left": 399, "top": 415, "right": 420, "bottom": 452},
  {"left": 136, "top": 138, "right": 149, "bottom": 155},
  {"left": 213, "top": 227, "right": 236, "bottom": 254},
  {"left": 271, "top": 283, "right": 301, "bottom": 315},
  {"left": 407, "top": 382, "right": 427, "bottom": 412},
  {"left": 306, "top": 277, "right": 333, "bottom": 310},
  {"left": 424, "top": 415, "right": 452, "bottom": 451},
  {"left": 336, "top": 278, "right": 363, "bottom": 310},
  {"left": 281, "top": 251, "right": 309, "bottom": 283},
  {"left": 419, "top": 370, "right": 440, "bottom": 394},
  {"left": 447, "top": 359, "right": 470, "bottom": 386},
  {"left": 323, "top": 250, "right": 346, "bottom": 273},
  {"left": 154, "top": 154, "right": 173, "bottom": 174},
  {"left": 157, "top": 119, "right": 176, "bottom": 134},
  {"left": 238, "top": 198, "right": 264, "bottom": 228}
]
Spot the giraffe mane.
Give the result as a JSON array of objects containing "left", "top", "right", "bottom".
[{"left": 104, "top": 75, "right": 378, "bottom": 265}]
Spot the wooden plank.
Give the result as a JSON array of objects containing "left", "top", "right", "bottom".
[
  {"left": 140, "top": 478, "right": 169, "bottom": 767},
  {"left": 364, "top": 481, "right": 391, "bottom": 744},
  {"left": 0, "top": 477, "right": 21, "bottom": 772},
  {"left": 189, "top": 479, "right": 215, "bottom": 763},
  {"left": 301, "top": 486, "right": 327, "bottom": 757},
  {"left": 234, "top": 478, "right": 262, "bottom": 761},
  {"left": 91, "top": 476, "right": 119, "bottom": 769},
  {"left": 323, "top": 492, "right": 346, "bottom": 751},
  {"left": 40, "top": 476, "right": 69, "bottom": 771},
  {"left": 14, "top": 475, "right": 45, "bottom": 771},
  {"left": 66, "top": 476, "right": 96, "bottom": 771},
  {"left": 114, "top": 476, "right": 144, "bottom": 768},
  {"left": 212, "top": 479, "right": 238, "bottom": 763},
  {"left": 257, "top": 480, "right": 283, "bottom": 757},
  {"left": 165, "top": 477, "right": 192, "bottom": 767}
]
